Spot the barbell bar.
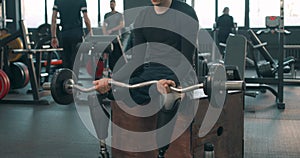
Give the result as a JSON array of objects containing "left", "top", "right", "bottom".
[
  {"left": 44, "top": 79, "right": 243, "bottom": 93},
  {"left": 44, "top": 64, "right": 244, "bottom": 105}
]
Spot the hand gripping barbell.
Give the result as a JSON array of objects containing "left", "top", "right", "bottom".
[{"left": 43, "top": 64, "right": 244, "bottom": 105}]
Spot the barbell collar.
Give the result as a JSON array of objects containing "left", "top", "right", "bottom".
[
  {"left": 42, "top": 82, "right": 51, "bottom": 90},
  {"left": 64, "top": 79, "right": 75, "bottom": 94},
  {"left": 225, "top": 81, "right": 244, "bottom": 90}
]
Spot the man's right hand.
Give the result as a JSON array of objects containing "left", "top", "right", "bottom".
[
  {"left": 93, "top": 78, "right": 112, "bottom": 94},
  {"left": 51, "top": 37, "right": 59, "bottom": 48}
]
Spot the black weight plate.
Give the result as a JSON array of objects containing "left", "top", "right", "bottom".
[
  {"left": 37, "top": 23, "right": 51, "bottom": 37},
  {"left": 51, "top": 68, "right": 77, "bottom": 105},
  {"left": 9, "top": 62, "right": 27, "bottom": 89},
  {"left": 15, "top": 62, "right": 30, "bottom": 88}
]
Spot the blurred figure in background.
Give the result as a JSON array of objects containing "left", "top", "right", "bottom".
[{"left": 51, "top": 0, "right": 93, "bottom": 70}]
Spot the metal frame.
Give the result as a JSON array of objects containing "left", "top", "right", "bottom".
[{"left": 0, "top": 20, "right": 62, "bottom": 105}]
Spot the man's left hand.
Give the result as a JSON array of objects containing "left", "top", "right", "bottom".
[{"left": 157, "top": 79, "right": 176, "bottom": 94}]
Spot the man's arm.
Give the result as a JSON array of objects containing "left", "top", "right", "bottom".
[
  {"left": 51, "top": 10, "right": 59, "bottom": 48},
  {"left": 102, "top": 22, "right": 108, "bottom": 35},
  {"left": 83, "top": 12, "right": 93, "bottom": 35},
  {"left": 108, "top": 14, "right": 125, "bottom": 34},
  {"left": 181, "top": 8, "right": 199, "bottom": 66}
]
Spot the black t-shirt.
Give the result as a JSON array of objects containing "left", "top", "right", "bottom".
[
  {"left": 113, "top": 0, "right": 199, "bottom": 83},
  {"left": 216, "top": 14, "right": 234, "bottom": 42},
  {"left": 53, "top": 0, "right": 87, "bottom": 31},
  {"left": 216, "top": 14, "right": 234, "bottom": 30},
  {"left": 104, "top": 12, "right": 123, "bottom": 35}
]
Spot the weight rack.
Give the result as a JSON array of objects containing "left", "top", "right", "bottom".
[{"left": 0, "top": 20, "right": 62, "bottom": 105}]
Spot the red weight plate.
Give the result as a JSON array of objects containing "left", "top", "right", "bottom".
[
  {"left": 0, "top": 70, "right": 10, "bottom": 99},
  {"left": 86, "top": 59, "right": 104, "bottom": 79}
]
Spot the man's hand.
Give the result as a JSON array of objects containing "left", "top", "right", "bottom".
[
  {"left": 93, "top": 78, "right": 112, "bottom": 94},
  {"left": 107, "top": 29, "right": 112, "bottom": 35},
  {"left": 51, "top": 38, "right": 59, "bottom": 48},
  {"left": 157, "top": 79, "right": 176, "bottom": 94}
]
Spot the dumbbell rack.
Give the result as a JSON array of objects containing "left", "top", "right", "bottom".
[{"left": 0, "top": 20, "right": 61, "bottom": 105}]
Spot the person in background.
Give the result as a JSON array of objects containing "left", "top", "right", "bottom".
[
  {"left": 216, "top": 7, "right": 234, "bottom": 57},
  {"left": 102, "top": 0, "right": 125, "bottom": 36},
  {"left": 51, "top": 0, "right": 93, "bottom": 71}
]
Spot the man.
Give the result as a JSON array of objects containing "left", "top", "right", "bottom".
[
  {"left": 51, "top": 0, "right": 93, "bottom": 70},
  {"left": 216, "top": 7, "right": 234, "bottom": 44},
  {"left": 102, "top": 0, "right": 124, "bottom": 36},
  {"left": 93, "top": 0, "right": 199, "bottom": 157}
]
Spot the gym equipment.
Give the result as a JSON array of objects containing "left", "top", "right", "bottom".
[
  {"left": 204, "top": 143, "right": 215, "bottom": 158},
  {"left": 110, "top": 87, "right": 244, "bottom": 158},
  {"left": 0, "top": 20, "right": 63, "bottom": 105},
  {"left": 0, "top": 33, "right": 23, "bottom": 62},
  {"left": 82, "top": 35, "right": 127, "bottom": 74},
  {"left": 9, "top": 62, "right": 29, "bottom": 89},
  {"left": 86, "top": 59, "right": 104, "bottom": 79},
  {"left": 224, "top": 30, "right": 295, "bottom": 109},
  {"left": 0, "top": 69, "right": 10, "bottom": 99},
  {"left": 36, "top": 23, "right": 51, "bottom": 38},
  {"left": 0, "top": 0, "right": 13, "bottom": 28},
  {"left": 50, "top": 68, "right": 77, "bottom": 105},
  {"left": 248, "top": 29, "right": 295, "bottom": 78},
  {"left": 43, "top": 64, "right": 244, "bottom": 105}
]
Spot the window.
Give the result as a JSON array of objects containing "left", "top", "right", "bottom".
[
  {"left": 24, "top": 0, "right": 124, "bottom": 28},
  {"left": 185, "top": 0, "right": 193, "bottom": 7},
  {"left": 249, "top": 0, "right": 280, "bottom": 28},
  {"left": 218, "top": 0, "right": 245, "bottom": 27},
  {"left": 285, "top": 0, "right": 300, "bottom": 26},
  {"left": 23, "top": 0, "right": 45, "bottom": 28},
  {"left": 47, "top": 0, "right": 55, "bottom": 24},
  {"left": 86, "top": 0, "right": 99, "bottom": 27},
  {"left": 194, "top": 0, "right": 216, "bottom": 28}
]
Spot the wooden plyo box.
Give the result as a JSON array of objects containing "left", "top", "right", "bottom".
[{"left": 110, "top": 92, "right": 244, "bottom": 158}]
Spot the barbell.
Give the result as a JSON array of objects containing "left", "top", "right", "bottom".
[{"left": 43, "top": 64, "right": 244, "bottom": 105}]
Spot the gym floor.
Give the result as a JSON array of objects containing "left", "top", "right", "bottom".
[{"left": 0, "top": 71, "right": 300, "bottom": 158}]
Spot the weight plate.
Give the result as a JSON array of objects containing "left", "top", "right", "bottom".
[
  {"left": 51, "top": 68, "right": 77, "bottom": 105},
  {"left": 0, "top": 34, "right": 24, "bottom": 62},
  {"left": 0, "top": 70, "right": 7, "bottom": 99},
  {"left": 37, "top": 23, "right": 51, "bottom": 38},
  {"left": 204, "top": 63, "right": 227, "bottom": 108},
  {"left": 0, "top": 70, "right": 10, "bottom": 100},
  {"left": 15, "top": 62, "right": 30, "bottom": 87},
  {"left": 198, "top": 63, "right": 227, "bottom": 138},
  {"left": 9, "top": 62, "right": 28, "bottom": 89}
]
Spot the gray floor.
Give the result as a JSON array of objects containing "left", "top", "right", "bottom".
[
  {"left": 1, "top": 75, "right": 300, "bottom": 157},
  {"left": 244, "top": 84, "right": 300, "bottom": 158}
]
